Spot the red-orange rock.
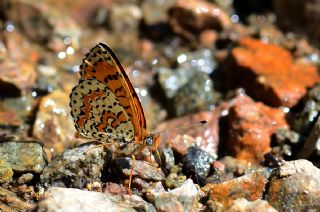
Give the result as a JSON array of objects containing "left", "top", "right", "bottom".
[
  {"left": 227, "top": 38, "right": 320, "bottom": 107},
  {"left": 203, "top": 169, "right": 269, "bottom": 209},
  {"left": 226, "top": 94, "right": 288, "bottom": 164}
]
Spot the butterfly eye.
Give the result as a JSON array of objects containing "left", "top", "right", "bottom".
[{"left": 145, "top": 137, "right": 153, "bottom": 146}]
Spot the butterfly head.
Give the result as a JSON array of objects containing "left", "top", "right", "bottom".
[{"left": 144, "top": 133, "right": 160, "bottom": 152}]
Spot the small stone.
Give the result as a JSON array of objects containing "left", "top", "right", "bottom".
[
  {"left": 103, "top": 182, "right": 128, "bottom": 195},
  {"left": 183, "top": 146, "right": 215, "bottom": 180},
  {"left": 0, "top": 187, "right": 35, "bottom": 211},
  {"left": 0, "top": 141, "right": 46, "bottom": 173},
  {"left": 161, "top": 147, "right": 175, "bottom": 172},
  {"left": 112, "top": 157, "right": 165, "bottom": 181},
  {"left": 40, "top": 144, "right": 106, "bottom": 188},
  {"left": 0, "top": 160, "right": 13, "bottom": 183},
  {"left": 226, "top": 198, "right": 277, "bottom": 212},
  {"left": 165, "top": 173, "right": 187, "bottom": 189},
  {"left": 226, "top": 38, "right": 320, "bottom": 107},
  {"left": 36, "top": 187, "right": 155, "bottom": 212},
  {"left": 17, "top": 173, "right": 34, "bottom": 185},
  {"left": 147, "top": 179, "right": 204, "bottom": 212},
  {"left": 141, "top": 0, "right": 174, "bottom": 25},
  {"left": 226, "top": 94, "right": 288, "bottom": 163},
  {"left": 203, "top": 169, "right": 271, "bottom": 209},
  {"left": 266, "top": 159, "right": 320, "bottom": 211}
]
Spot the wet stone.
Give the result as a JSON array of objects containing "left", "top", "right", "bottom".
[
  {"left": 226, "top": 94, "right": 288, "bottom": 164},
  {"left": 36, "top": 187, "right": 156, "bottom": 212},
  {"left": 147, "top": 179, "right": 204, "bottom": 212},
  {"left": 226, "top": 38, "right": 320, "bottom": 107},
  {"left": 265, "top": 159, "right": 320, "bottom": 211},
  {"left": 0, "top": 187, "right": 35, "bottom": 211},
  {"left": 40, "top": 144, "right": 106, "bottom": 188},
  {"left": 203, "top": 169, "right": 271, "bottom": 209},
  {"left": 0, "top": 141, "right": 46, "bottom": 173},
  {"left": 183, "top": 146, "right": 215, "bottom": 180},
  {"left": 112, "top": 157, "right": 165, "bottom": 181}
]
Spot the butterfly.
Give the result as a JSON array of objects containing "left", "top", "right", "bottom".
[{"left": 69, "top": 43, "right": 160, "bottom": 158}]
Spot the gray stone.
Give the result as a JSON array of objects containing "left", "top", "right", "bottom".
[
  {"left": 0, "top": 141, "right": 46, "bottom": 173},
  {"left": 147, "top": 179, "right": 204, "bottom": 211},
  {"left": 40, "top": 144, "right": 106, "bottom": 188},
  {"left": 36, "top": 187, "right": 156, "bottom": 212}
]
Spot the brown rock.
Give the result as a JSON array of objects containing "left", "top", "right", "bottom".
[
  {"left": 227, "top": 38, "right": 320, "bottom": 107},
  {"left": 226, "top": 94, "right": 288, "bottom": 164},
  {"left": 169, "top": 0, "right": 231, "bottom": 41},
  {"left": 156, "top": 110, "right": 220, "bottom": 158},
  {"left": 0, "top": 110, "right": 21, "bottom": 127},
  {"left": 266, "top": 160, "right": 320, "bottom": 211},
  {"left": 33, "top": 90, "right": 81, "bottom": 154},
  {"left": 0, "top": 60, "right": 36, "bottom": 97},
  {"left": 203, "top": 169, "right": 270, "bottom": 209}
]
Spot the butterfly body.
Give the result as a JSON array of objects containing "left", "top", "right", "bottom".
[{"left": 70, "top": 43, "right": 159, "bottom": 156}]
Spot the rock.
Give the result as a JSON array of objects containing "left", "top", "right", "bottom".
[
  {"left": 0, "top": 187, "right": 35, "bottom": 211},
  {"left": 0, "top": 141, "right": 46, "bottom": 173},
  {"left": 165, "top": 173, "right": 187, "bottom": 189},
  {"left": 226, "top": 198, "right": 277, "bottom": 212},
  {"left": 147, "top": 179, "right": 204, "bottom": 211},
  {"left": 109, "top": 4, "right": 142, "bottom": 33},
  {"left": 182, "top": 146, "right": 215, "bottom": 180},
  {"left": 168, "top": 0, "right": 231, "bottom": 41},
  {"left": 36, "top": 187, "right": 155, "bottom": 212},
  {"left": 141, "top": 0, "right": 174, "bottom": 25},
  {"left": 0, "top": 160, "right": 13, "bottom": 183},
  {"left": 111, "top": 157, "right": 165, "bottom": 182},
  {"left": 266, "top": 160, "right": 320, "bottom": 211},
  {"left": 203, "top": 169, "right": 271, "bottom": 209},
  {"left": 40, "top": 144, "right": 106, "bottom": 188},
  {"left": 0, "top": 59, "right": 37, "bottom": 97},
  {"left": 17, "top": 173, "right": 34, "bottom": 185},
  {"left": 33, "top": 90, "right": 80, "bottom": 154},
  {"left": 226, "top": 94, "right": 288, "bottom": 163},
  {"left": 226, "top": 38, "right": 320, "bottom": 107},
  {"left": 0, "top": 110, "right": 21, "bottom": 127},
  {"left": 161, "top": 147, "right": 175, "bottom": 172},
  {"left": 176, "top": 48, "right": 216, "bottom": 74},
  {"left": 157, "top": 67, "right": 216, "bottom": 116},
  {"left": 156, "top": 111, "right": 219, "bottom": 158},
  {"left": 274, "top": 0, "right": 320, "bottom": 45},
  {"left": 103, "top": 182, "right": 129, "bottom": 196}
]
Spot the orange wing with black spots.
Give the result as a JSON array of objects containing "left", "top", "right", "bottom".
[{"left": 71, "top": 43, "right": 146, "bottom": 143}]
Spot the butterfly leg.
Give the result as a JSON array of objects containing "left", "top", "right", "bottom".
[{"left": 128, "top": 154, "right": 136, "bottom": 195}]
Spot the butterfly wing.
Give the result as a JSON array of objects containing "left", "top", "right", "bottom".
[{"left": 72, "top": 43, "right": 146, "bottom": 142}]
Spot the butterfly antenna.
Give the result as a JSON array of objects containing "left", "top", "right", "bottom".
[{"left": 154, "top": 120, "right": 207, "bottom": 136}]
